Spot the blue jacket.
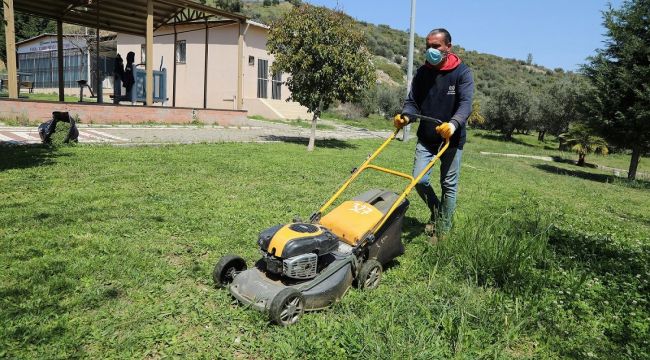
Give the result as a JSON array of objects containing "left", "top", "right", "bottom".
[{"left": 403, "top": 61, "right": 474, "bottom": 149}]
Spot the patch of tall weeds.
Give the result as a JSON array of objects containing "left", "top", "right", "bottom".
[{"left": 425, "top": 195, "right": 555, "bottom": 290}]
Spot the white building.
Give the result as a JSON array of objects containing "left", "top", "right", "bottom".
[{"left": 117, "top": 20, "right": 309, "bottom": 119}]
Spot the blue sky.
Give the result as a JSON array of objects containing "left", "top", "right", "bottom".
[{"left": 305, "top": 0, "right": 624, "bottom": 71}]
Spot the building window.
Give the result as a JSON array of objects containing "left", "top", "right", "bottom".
[
  {"left": 272, "top": 72, "right": 282, "bottom": 100},
  {"left": 257, "top": 59, "right": 268, "bottom": 99},
  {"left": 248, "top": 55, "right": 254, "bottom": 66},
  {"left": 140, "top": 44, "right": 146, "bottom": 64},
  {"left": 17, "top": 48, "right": 88, "bottom": 89},
  {"left": 176, "top": 40, "right": 186, "bottom": 64}
]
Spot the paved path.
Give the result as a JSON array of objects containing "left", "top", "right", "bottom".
[
  {"left": 479, "top": 151, "right": 554, "bottom": 161},
  {"left": 0, "top": 118, "right": 390, "bottom": 146},
  {"left": 480, "top": 150, "right": 649, "bottom": 180}
]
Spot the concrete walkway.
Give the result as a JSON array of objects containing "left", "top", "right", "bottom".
[
  {"left": 0, "top": 118, "right": 391, "bottom": 146},
  {"left": 480, "top": 150, "right": 649, "bottom": 181}
]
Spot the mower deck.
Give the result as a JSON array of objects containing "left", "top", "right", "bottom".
[{"left": 230, "top": 254, "right": 355, "bottom": 312}]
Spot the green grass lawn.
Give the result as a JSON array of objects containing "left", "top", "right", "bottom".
[
  {"left": 1, "top": 132, "right": 649, "bottom": 358},
  {"left": 469, "top": 129, "right": 649, "bottom": 175}
]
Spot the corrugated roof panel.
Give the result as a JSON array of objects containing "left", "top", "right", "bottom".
[{"left": 11, "top": 0, "right": 245, "bottom": 36}]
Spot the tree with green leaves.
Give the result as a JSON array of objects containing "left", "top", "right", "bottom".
[
  {"left": 468, "top": 99, "right": 486, "bottom": 127},
  {"left": 267, "top": 5, "right": 376, "bottom": 151},
  {"left": 581, "top": 0, "right": 649, "bottom": 180},
  {"left": 559, "top": 123, "right": 609, "bottom": 166},
  {"left": 1, "top": 11, "right": 55, "bottom": 66},
  {"left": 485, "top": 86, "right": 533, "bottom": 140},
  {"left": 535, "top": 76, "right": 584, "bottom": 141},
  {"left": 213, "top": 0, "right": 242, "bottom": 13}
]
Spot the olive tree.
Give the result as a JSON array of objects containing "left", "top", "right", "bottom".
[
  {"left": 267, "top": 5, "right": 376, "bottom": 151},
  {"left": 535, "top": 77, "right": 584, "bottom": 142},
  {"left": 485, "top": 86, "right": 533, "bottom": 140}
]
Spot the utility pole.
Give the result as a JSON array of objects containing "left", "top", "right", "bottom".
[{"left": 402, "top": 0, "right": 416, "bottom": 141}]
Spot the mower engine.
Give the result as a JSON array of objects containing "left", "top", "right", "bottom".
[{"left": 258, "top": 223, "right": 339, "bottom": 279}]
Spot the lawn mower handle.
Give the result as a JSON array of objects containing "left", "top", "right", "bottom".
[
  {"left": 401, "top": 113, "right": 445, "bottom": 126},
  {"left": 311, "top": 121, "right": 450, "bottom": 237}
]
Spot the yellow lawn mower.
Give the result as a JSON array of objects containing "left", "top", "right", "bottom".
[{"left": 213, "top": 114, "right": 449, "bottom": 326}]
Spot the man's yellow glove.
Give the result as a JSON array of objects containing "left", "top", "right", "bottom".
[
  {"left": 435, "top": 122, "right": 456, "bottom": 139},
  {"left": 393, "top": 114, "right": 409, "bottom": 129}
]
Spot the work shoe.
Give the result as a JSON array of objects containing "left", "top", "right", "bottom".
[
  {"left": 424, "top": 223, "right": 435, "bottom": 235},
  {"left": 429, "top": 233, "right": 439, "bottom": 245},
  {"left": 429, "top": 232, "right": 447, "bottom": 245}
]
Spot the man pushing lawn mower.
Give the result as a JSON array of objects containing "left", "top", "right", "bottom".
[
  {"left": 214, "top": 113, "right": 451, "bottom": 325},
  {"left": 212, "top": 28, "right": 472, "bottom": 326},
  {"left": 394, "top": 28, "right": 474, "bottom": 243}
]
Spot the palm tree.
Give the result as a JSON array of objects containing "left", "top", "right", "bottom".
[{"left": 558, "top": 123, "right": 609, "bottom": 166}]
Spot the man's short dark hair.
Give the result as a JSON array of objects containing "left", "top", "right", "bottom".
[{"left": 427, "top": 28, "right": 452, "bottom": 45}]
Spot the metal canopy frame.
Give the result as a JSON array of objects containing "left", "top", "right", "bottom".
[
  {"left": 11, "top": 0, "right": 246, "bottom": 36},
  {"left": 3, "top": 0, "right": 246, "bottom": 108}
]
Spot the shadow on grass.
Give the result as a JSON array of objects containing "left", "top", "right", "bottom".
[
  {"left": 1, "top": 255, "right": 121, "bottom": 354},
  {"left": 533, "top": 164, "right": 650, "bottom": 189},
  {"left": 473, "top": 132, "right": 536, "bottom": 148},
  {"left": 259, "top": 135, "right": 357, "bottom": 149},
  {"left": 0, "top": 144, "right": 64, "bottom": 171},
  {"left": 550, "top": 156, "right": 598, "bottom": 168},
  {"left": 402, "top": 216, "right": 427, "bottom": 243},
  {"left": 0, "top": 93, "right": 30, "bottom": 99},
  {"left": 535, "top": 163, "right": 609, "bottom": 181},
  {"left": 0, "top": 259, "right": 72, "bottom": 349}
]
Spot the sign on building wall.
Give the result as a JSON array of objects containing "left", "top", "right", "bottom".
[{"left": 18, "top": 37, "right": 82, "bottom": 54}]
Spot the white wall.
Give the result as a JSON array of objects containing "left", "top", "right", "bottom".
[
  {"left": 243, "top": 26, "right": 290, "bottom": 101},
  {"left": 116, "top": 22, "right": 290, "bottom": 109}
]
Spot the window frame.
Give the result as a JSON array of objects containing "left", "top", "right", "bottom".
[
  {"left": 257, "top": 59, "right": 269, "bottom": 99},
  {"left": 175, "top": 40, "right": 187, "bottom": 64}
]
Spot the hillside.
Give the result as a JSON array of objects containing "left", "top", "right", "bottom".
[{"left": 233, "top": 0, "right": 566, "bottom": 102}]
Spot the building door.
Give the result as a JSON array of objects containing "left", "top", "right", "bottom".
[
  {"left": 257, "top": 59, "right": 268, "bottom": 98},
  {"left": 271, "top": 72, "right": 282, "bottom": 100}
]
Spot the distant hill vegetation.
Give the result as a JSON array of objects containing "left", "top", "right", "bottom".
[{"left": 214, "top": 0, "right": 570, "bottom": 103}]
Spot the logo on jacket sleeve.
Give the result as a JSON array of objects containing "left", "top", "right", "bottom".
[{"left": 447, "top": 85, "right": 456, "bottom": 95}]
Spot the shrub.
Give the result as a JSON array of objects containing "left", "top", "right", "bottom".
[{"left": 376, "top": 84, "right": 403, "bottom": 118}]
